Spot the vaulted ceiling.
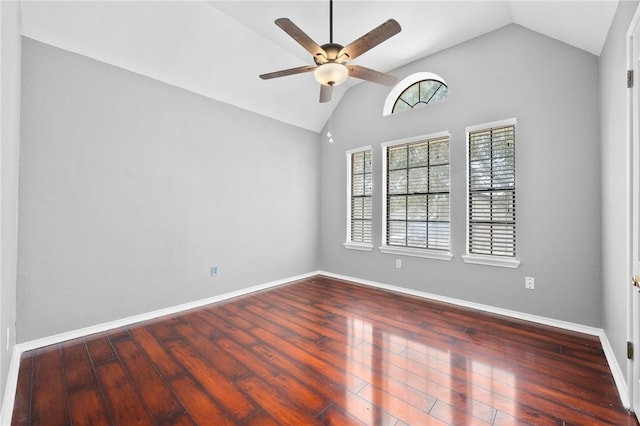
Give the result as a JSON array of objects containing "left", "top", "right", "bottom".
[{"left": 20, "top": 1, "right": 618, "bottom": 133}]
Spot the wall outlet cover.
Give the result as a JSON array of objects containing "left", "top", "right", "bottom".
[{"left": 525, "top": 276, "right": 535, "bottom": 290}]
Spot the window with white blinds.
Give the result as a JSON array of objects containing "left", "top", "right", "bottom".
[
  {"left": 345, "top": 147, "right": 373, "bottom": 251},
  {"left": 381, "top": 133, "right": 451, "bottom": 259},
  {"left": 466, "top": 120, "right": 517, "bottom": 263}
]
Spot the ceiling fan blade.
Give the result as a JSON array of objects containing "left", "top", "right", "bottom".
[
  {"left": 339, "top": 19, "right": 401, "bottom": 61},
  {"left": 275, "top": 18, "right": 326, "bottom": 58},
  {"left": 319, "top": 84, "right": 333, "bottom": 103},
  {"left": 260, "top": 65, "right": 317, "bottom": 80},
  {"left": 347, "top": 65, "right": 397, "bottom": 86}
]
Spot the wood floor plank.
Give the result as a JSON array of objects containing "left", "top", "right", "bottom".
[
  {"left": 61, "top": 339, "right": 96, "bottom": 391},
  {"left": 165, "top": 339, "right": 256, "bottom": 422},
  {"left": 94, "top": 360, "right": 153, "bottom": 425},
  {"left": 128, "top": 325, "right": 187, "bottom": 380},
  {"left": 235, "top": 374, "right": 324, "bottom": 425},
  {"left": 107, "top": 328, "right": 131, "bottom": 342},
  {"left": 316, "top": 404, "right": 368, "bottom": 426},
  {"left": 428, "top": 399, "right": 492, "bottom": 426},
  {"left": 67, "top": 387, "right": 111, "bottom": 426},
  {"left": 169, "top": 376, "right": 234, "bottom": 426},
  {"left": 10, "top": 356, "right": 33, "bottom": 426},
  {"left": 249, "top": 342, "right": 352, "bottom": 407},
  {"left": 156, "top": 411, "right": 196, "bottom": 426},
  {"left": 215, "top": 337, "right": 329, "bottom": 415},
  {"left": 344, "top": 391, "right": 408, "bottom": 426},
  {"left": 84, "top": 333, "right": 116, "bottom": 365},
  {"left": 11, "top": 276, "right": 639, "bottom": 426},
  {"left": 146, "top": 317, "right": 184, "bottom": 343},
  {"left": 112, "top": 337, "right": 183, "bottom": 421},
  {"left": 171, "top": 321, "right": 249, "bottom": 380},
  {"left": 243, "top": 302, "right": 325, "bottom": 342},
  {"left": 349, "top": 386, "right": 445, "bottom": 426},
  {"left": 30, "top": 348, "right": 69, "bottom": 426},
  {"left": 242, "top": 409, "right": 280, "bottom": 426},
  {"left": 194, "top": 309, "right": 258, "bottom": 346},
  {"left": 211, "top": 303, "right": 256, "bottom": 330},
  {"left": 250, "top": 326, "right": 368, "bottom": 393},
  {"left": 60, "top": 339, "right": 112, "bottom": 425},
  {"left": 222, "top": 301, "right": 295, "bottom": 339}
]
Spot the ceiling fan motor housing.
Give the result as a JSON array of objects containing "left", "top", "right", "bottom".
[{"left": 314, "top": 43, "right": 347, "bottom": 65}]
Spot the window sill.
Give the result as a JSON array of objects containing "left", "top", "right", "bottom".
[
  {"left": 462, "top": 254, "right": 521, "bottom": 269},
  {"left": 344, "top": 242, "right": 374, "bottom": 252},
  {"left": 379, "top": 245, "right": 453, "bottom": 261}
]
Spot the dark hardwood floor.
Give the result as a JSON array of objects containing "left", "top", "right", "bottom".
[{"left": 10, "top": 276, "right": 639, "bottom": 425}]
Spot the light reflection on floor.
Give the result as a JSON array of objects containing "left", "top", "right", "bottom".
[{"left": 345, "top": 316, "right": 516, "bottom": 424}]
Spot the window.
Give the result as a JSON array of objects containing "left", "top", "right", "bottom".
[
  {"left": 383, "top": 72, "right": 448, "bottom": 116},
  {"left": 392, "top": 80, "right": 448, "bottom": 114},
  {"left": 344, "top": 147, "right": 373, "bottom": 251},
  {"left": 463, "top": 118, "right": 520, "bottom": 268},
  {"left": 380, "top": 132, "right": 452, "bottom": 260}
]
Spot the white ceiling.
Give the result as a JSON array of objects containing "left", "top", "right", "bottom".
[{"left": 20, "top": 1, "right": 619, "bottom": 133}]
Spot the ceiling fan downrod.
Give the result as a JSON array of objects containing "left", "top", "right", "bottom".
[{"left": 329, "top": 0, "right": 333, "bottom": 44}]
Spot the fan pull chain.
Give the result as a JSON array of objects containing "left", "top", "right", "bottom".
[{"left": 328, "top": 113, "right": 335, "bottom": 144}]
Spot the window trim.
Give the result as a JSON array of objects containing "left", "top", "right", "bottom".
[
  {"left": 463, "top": 118, "right": 520, "bottom": 268},
  {"left": 383, "top": 72, "right": 448, "bottom": 116},
  {"left": 379, "top": 131, "right": 453, "bottom": 261},
  {"left": 344, "top": 146, "right": 374, "bottom": 251}
]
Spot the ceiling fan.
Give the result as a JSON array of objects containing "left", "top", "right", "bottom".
[{"left": 259, "top": 0, "right": 401, "bottom": 103}]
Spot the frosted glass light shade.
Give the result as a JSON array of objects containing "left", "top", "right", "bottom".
[{"left": 314, "top": 63, "right": 348, "bottom": 86}]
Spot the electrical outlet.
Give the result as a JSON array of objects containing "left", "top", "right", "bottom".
[
  {"left": 396, "top": 259, "right": 402, "bottom": 268},
  {"left": 525, "top": 276, "right": 535, "bottom": 290},
  {"left": 211, "top": 266, "right": 218, "bottom": 277}
]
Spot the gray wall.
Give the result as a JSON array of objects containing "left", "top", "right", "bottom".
[
  {"left": 600, "top": 0, "right": 639, "bottom": 383},
  {"left": 320, "top": 24, "right": 603, "bottom": 326},
  {"left": 18, "top": 38, "right": 320, "bottom": 342},
  {"left": 0, "top": 0, "right": 21, "bottom": 404}
]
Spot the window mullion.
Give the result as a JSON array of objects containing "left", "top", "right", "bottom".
[
  {"left": 490, "top": 128, "right": 495, "bottom": 255},
  {"left": 405, "top": 147, "right": 409, "bottom": 247}
]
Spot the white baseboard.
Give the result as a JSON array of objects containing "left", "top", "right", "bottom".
[
  {"left": 317, "top": 270, "right": 630, "bottom": 409},
  {"left": 599, "top": 331, "right": 630, "bottom": 408},
  {"left": 0, "top": 345, "right": 22, "bottom": 426},
  {"left": 318, "top": 271, "right": 602, "bottom": 334},
  {"left": 0, "top": 270, "right": 631, "bottom": 422},
  {"left": 18, "top": 271, "right": 317, "bottom": 353}
]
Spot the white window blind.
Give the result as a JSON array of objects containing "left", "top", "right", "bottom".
[
  {"left": 385, "top": 136, "right": 450, "bottom": 251},
  {"left": 468, "top": 124, "right": 516, "bottom": 257},
  {"left": 347, "top": 148, "right": 373, "bottom": 246}
]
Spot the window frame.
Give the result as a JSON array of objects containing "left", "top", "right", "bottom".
[
  {"left": 383, "top": 72, "right": 448, "bottom": 116},
  {"left": 379, "top": 131, "right": 453, "bottom": 261},
  {"left": 391, "top": 79, "right": 448, "bottom": 114},
  {"left": 344, "top": 146, "right": 374, "bottom": 251},
  {"left": 462, "top": 118, "right": 520, "bottom": 269}
]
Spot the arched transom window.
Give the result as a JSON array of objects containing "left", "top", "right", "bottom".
[
  {"left": 393, "top": 79, "right": 448, "bottom": 113},
  {"left": 383, "top": 72, "right": 448, "bottom": 116}
]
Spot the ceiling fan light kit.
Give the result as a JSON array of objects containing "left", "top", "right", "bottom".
[
  {"left": 314, "top": 63, "right": 349, "bottom": 86},
  {"left": 259, "top": 0, "right": 401, "bottom": 103}
]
